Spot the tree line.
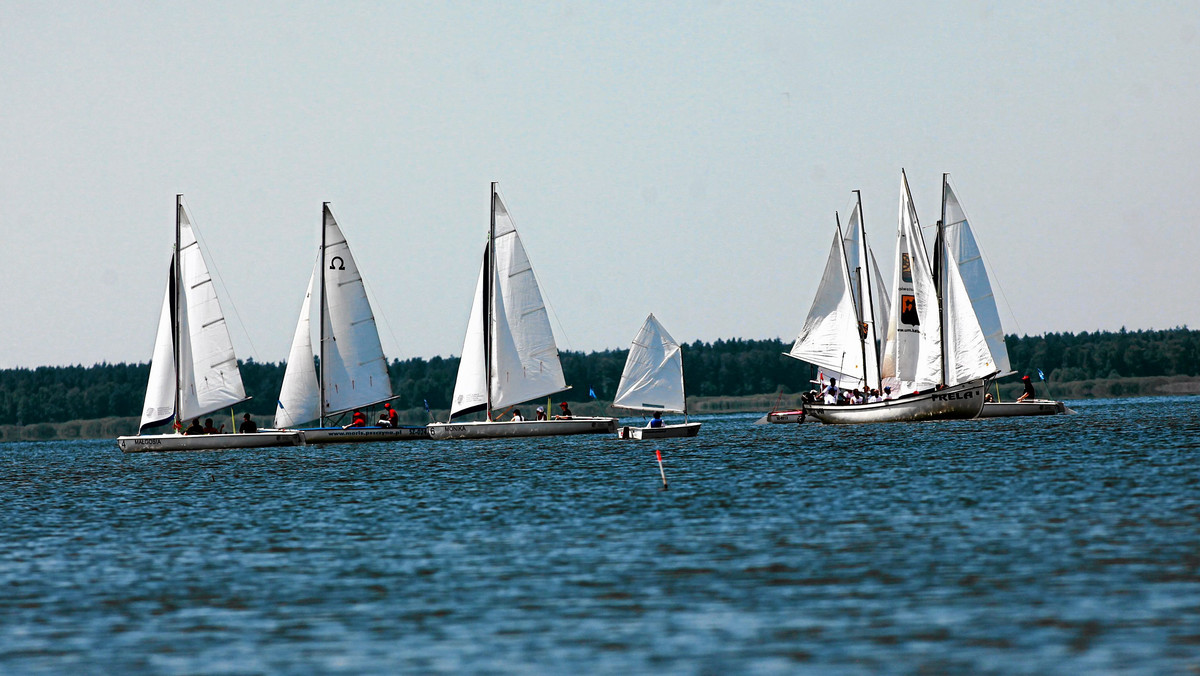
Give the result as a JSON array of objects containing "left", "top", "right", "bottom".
[{"left": 0, "top": 327, "right": 1196, "bottom": 425}]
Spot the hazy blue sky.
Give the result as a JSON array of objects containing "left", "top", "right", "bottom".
[{"left": 3, "top": 1, "right": 1198, "bottom": 369}]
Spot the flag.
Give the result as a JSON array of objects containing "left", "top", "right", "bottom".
[
  {"left": 423, "top": 399, "right": 430, "bottom": 412},
  {"left": 277, "top": 400, "right": 284, "bottom": 409},
  {"left": 589, "top": 387, "right": 597, "bottom": 400},
  {"left": 1037, "top": 369, "right": 1046, "bottom": 381}
]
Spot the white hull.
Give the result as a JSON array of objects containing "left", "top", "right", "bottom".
[
  {"left": 427, "top": 417, "right": 618, "bottom": 440},
  {"left": 618, "top": 422, "right": 701, "bottom": 440},
  {"left": 804, "top": 379, "right": 987, "bottom": 424},
  {"left": 767, "top": 410, "right": 805, "bottom": 424},
  {"left": 292, "top": 426, "right": 431, "bottom": 444},
  {"left": 117, "top": 431, "right": 303, "bottom": 453},
  {"left": 978, "top": 399, "right": 1068, "bottom": 418}
]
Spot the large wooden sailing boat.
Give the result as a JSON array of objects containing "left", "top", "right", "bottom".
[
  {"left": 793, "top": 172, "right": 995, "bottom": 424},
  {"left": 117, "top": 196, "right": 302, "bottom": 452},
  {"left": 427, "top": 184, "right": 617, "bottom": 440}
]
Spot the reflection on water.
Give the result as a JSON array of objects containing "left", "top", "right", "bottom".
[{"left": 1, "top": 396, "right": 1199, "bottom": 672}]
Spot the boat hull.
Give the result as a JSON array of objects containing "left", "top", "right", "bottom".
[
  {"left": 804, "top": 379, "right": 987, "bottom": 424},
  {"left": 978, "top": 400, "right": 1068, "bottom": 417},
  {"left": 117, "top": 431, "right": 303, "bottom": 453},
  {"left": 293, "top": 426, "right": 431, "bottom": 444},
  {"left": 766, "top": 410, "right": 805, "bottom": 424},
  {"left": 618, "top": 422, "right": 702, "bottom": 440},
  {"left": 427, "top": 417, "right": 618, "bottom": 440}
]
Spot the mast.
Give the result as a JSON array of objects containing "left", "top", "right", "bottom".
[
  {"left": 484, "top": 183, "right": 496, "bottom": 420},
  {"left": 319, "top": 202, "right": 329, "bottom": 427},
  {"left": 937, "top": 173, "right": 949, "bottom": 385},
  {"left": 856, "top": 190, "right": 880, "bottom": 390},
  {"left": 836, "top": 209, "right": 868, "bottom": 389},
  {"left": 173, "top": 195, "right": 183, "bottom": 432}
]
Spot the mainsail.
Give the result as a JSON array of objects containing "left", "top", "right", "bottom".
[
  {"left": 940, "top": 176, "right": 1012, "bottom": 376},
  {"left": 839, "top": 195, "right": 890, "bottom": 389},
  {"left": 274, "top": 204, "right": 393, "bottom": 427},
  {"left": 881, "top": 170, "right": 941, "bottom": 393},
  {"left": 613, "top": 314, "right": 687, "bottom": 413},
  {"left": 138, "top": 198, "right": 249, "bottom": 431}
]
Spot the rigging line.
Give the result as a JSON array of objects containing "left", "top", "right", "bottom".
[{"left": 180, "top": 196, "right": 262, "bottom": 362}]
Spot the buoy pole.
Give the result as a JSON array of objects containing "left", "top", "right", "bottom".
[{"left": 656, "top": 448, "right": 668, "bottom": 490}]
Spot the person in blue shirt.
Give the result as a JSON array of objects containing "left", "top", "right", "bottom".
[{"left": 647, "top": 411, "right": 664, "bottom": 428}]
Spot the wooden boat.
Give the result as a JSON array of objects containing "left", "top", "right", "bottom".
[
  {"left": 272, "top": 203, "right": 426, "bottom": 442},
  {"left": 117, "top": 196, "right": 303, "bottom": 452},
  {"left": 804, "top": 379, "right": 986, "bottom": 424},
  {"left": 612, "top": 314, "right": 702, "bottom": 440},
  {"left": 427, "top": 183, "right": 617, "bottom": 440},
  {"left": 788, "top": 173, "right": 996, "bottom": 424}
]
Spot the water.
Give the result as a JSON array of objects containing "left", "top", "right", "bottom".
[{"left": 2, "top": 397, "right": 1199, "bottom": 674}]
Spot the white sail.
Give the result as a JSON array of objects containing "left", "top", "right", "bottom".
[
  {"left": 840, "top": 199, "right": 887, "bottom": 389},
  {"left": 488, "top": 190, "right": 568, "bottom": 409},
  {"left": 449, "top": 257, "right": 489, "bottom": 418},
  {"left": 175, "top": 203, "right": 249, "bottom": 421},
  {"left": 274, "top": 264, "right": 321, "bottom": 428},
  {"left": 613, "top": 314, "right": 687, "bottom": 413},
  {"left": 319, "top": 205, "right": 393, "bottom": 414},
  {"left": 139, "top": 271, "right": 177, "bottom": 431},
  {"left": 788, "top": 226, "right": 865, "bottom": 387},
  {"left": 941, "top": 178, "right": 1012, "bottom": 375},
  {"left": 941, "top": 249, "right": 996, "bottom": 385},
  {"left": 881, "top": 171, "right": 941, "bottom": 393}
]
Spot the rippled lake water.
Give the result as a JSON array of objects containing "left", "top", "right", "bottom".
[{"left": 2, "top": 396, "right": 1199, "bottom": 673}]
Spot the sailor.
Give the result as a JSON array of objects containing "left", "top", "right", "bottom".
[
  {"left": 647, "top": 411, "right": 664, "bottom": 428},
  {"left": 203, "top": 418, "right": 223, "bottom": 434},
  {"left": 882, "top": 386, "right": 893, "bottom": 401},
  {"left": 238, "top": 413, "right": 257, "bottom": 433},
  {"left": 535, "top": 406, "right": 546, "bottom": 421},
  {"left": 554, "top": 401, "right": 573, "bottom": 419},
  {"left": 1016, "top": 375, "right": 1036, "bottom": 402},
  {"left": 185, "top": 418, "right": 204, "bottom": 435},
  {"left": 511, "top": 408, "right": 525, "bottom": 422},
  {"left": 821, "top": 378, "right": 839, "bottom": 405},
  {"left": 343, "top": 410, "right": 367, "bottom": 429},
  {"left": 383, "top": 403, "right": 399, "bottom": 428}
]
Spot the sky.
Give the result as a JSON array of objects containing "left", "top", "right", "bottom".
[{"left": 2, "top": 1, "right": 1198, "bottom": 369}]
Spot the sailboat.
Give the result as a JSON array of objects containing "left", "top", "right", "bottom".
[
  {"left": 273, "top": 204, "right": 430, "bottom": 443},
  {"left": 427, "top": 183, "right": 618, "bottom": 440},
  {"left": 117, "top": 196, "right": 303, "bottom": 452},
  {"left": 613, "top": 314, "right": 701, "bottom": 439},
  {"left": 791, "top": 173, "right": 995, "bottom": 424},
  {"left": 938, "top": 174, "right": 1068, "bottom": 417}
]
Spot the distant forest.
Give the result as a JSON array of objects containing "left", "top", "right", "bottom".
[{"left": 0, "top": 328, "right": 1196, "bottom": 425}]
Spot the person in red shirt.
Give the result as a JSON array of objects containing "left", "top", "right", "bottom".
[
  {"left": 343, "top": 410, "right": 367, "bottom": 429},
  {"left": 383, "top": 403, "right": 398, "bottom": 428}
]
